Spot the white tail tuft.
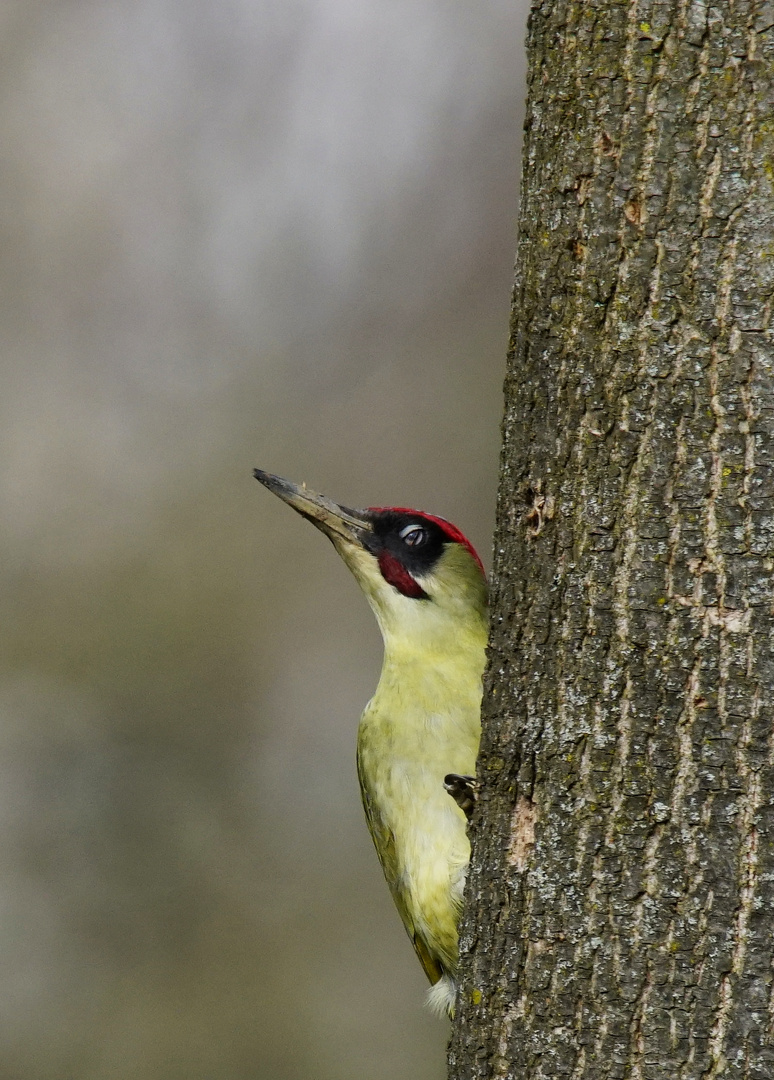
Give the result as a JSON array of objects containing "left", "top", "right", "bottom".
[{"left": 426, "top": 973, "right": 457, "bottom": 1017}]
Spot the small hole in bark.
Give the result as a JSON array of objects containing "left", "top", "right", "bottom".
[{"left": 522, "top": 480, "right": 555, "bottom": 538}]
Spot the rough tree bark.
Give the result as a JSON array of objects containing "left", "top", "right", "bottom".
[{"left": 450, "top": 1, "right": 774, "bottom": 1077}]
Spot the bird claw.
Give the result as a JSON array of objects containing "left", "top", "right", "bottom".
[{"left": 444, "top": 773, "right": 478, "bottom": 821}]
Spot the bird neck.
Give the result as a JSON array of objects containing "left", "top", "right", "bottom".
[{"left": 378, "top": 607, "right": 487, "bottom": 686}]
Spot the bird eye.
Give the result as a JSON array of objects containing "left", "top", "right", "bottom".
[{"left": 399, "top": 524, "right": 427, "bottom": 547}]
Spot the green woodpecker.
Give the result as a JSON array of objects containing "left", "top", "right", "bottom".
[{"left": 253, "top": 470, "right": 488, "bottom": 1016}]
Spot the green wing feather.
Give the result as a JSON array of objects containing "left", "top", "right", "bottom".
[{"left": 356, "top": 747, "right": 446, "bottom": 986}]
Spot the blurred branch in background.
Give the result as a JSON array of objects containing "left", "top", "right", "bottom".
[{"left": 0, "top": 1, "right": 527, "bottom": 1076}]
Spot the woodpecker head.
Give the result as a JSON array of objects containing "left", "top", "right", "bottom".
[{"left": 253, "top": 470, "right": 488, "bottom": 648}]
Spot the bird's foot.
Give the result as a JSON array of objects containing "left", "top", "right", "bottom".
[{"left": 444, "top": 773, "right": 478, "bottom": 821}]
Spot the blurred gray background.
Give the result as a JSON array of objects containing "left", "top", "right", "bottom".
[{"left": 1, "top": 1, "right": 527, "bottom": 1077}]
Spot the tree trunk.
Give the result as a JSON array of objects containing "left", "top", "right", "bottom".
[{"left": 449, "top": 1, "right": 774, "bottom": 1077}]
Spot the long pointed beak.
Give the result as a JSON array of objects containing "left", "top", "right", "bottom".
[{"left": 253, "top": 469, "right": 373, "bottom": 548}]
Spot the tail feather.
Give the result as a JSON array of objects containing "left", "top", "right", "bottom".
[{"left": 426, "top": 973, "right": 457, "bottom": 1017}]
